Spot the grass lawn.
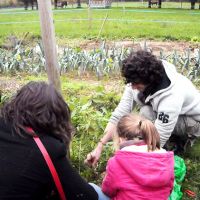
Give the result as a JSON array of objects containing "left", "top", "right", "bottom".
[{"left": 0, "top": 3, "right": 200, "bottom": 45}]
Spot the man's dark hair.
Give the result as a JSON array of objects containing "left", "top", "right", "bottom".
[
  {"left": 121, "top": 50, "right": 165, "bottom": 87},
  {"left": 1, "top": 81, "right": 73, "bottom": 147}
]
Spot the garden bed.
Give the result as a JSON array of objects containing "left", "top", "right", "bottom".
[
  {"left": 78, "top": 39, "right": 198, "bottom": 54},
  {"left": 0, "top": 74, "right": 200, "bottom": 200}
]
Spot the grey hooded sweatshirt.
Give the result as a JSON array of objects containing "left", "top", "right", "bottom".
[{"left": 109, "top": 60, "right": 200, "bottom": 146}]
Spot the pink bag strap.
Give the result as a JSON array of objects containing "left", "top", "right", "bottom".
[{"left": 26, "top": 127, "right": 66, "bottom": 200}]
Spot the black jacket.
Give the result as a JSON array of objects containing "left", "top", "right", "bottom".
[{"left": 0, "top": 118, "right": 98, "bottom": 200}]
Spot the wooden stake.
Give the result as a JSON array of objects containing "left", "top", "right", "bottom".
[
  {"left": 97, "top": 13, "right": 108, "bottom": 40},
  {"left": 37, "top": 0, "right": 61, "bottom": 92}
]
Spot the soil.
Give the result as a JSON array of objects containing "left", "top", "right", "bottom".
[
  {"left": 3, "top": 35, "right": 199, "bottom": 54},
  {"left": 77, "top": 39, "right": 200, "bottom": 54},
  {"left": 0, "top": 76, "right": 21, "bottom": 93}
]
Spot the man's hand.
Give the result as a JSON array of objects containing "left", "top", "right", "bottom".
[{"left": 85, "top": 122, "right": 116, "bottom": 167}]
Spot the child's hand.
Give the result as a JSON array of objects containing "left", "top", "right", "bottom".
[{"left": 84, "top": 143, "right": 103, "bottom": 167}]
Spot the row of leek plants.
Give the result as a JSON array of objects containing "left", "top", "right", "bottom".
[{"left": 0, "top": 42, "right": 200, "bottom": 80}]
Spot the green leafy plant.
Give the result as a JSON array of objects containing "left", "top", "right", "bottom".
[{"left": 1, "top": 42, "right": 200, "bottom": 81}]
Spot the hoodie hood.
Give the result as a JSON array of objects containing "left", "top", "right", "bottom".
[
  {"left": 145, "top": 60, "right": 177, "bottom": 103},
  {"left": 114, "top": 150, "right": 174, "bottom": 188}
]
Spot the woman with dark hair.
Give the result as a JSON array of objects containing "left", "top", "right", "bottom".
[
  {"left": 0, "top": 81, "right": 98, "bottom": 200},
  {"left": 86, "top": 50, "right": 200, "bottom": 167}
]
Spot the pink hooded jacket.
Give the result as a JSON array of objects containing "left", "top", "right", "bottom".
[{"left": 102, "top": 149, "right": 174, "bottom": 200}]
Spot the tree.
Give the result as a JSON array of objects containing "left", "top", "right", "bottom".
[
  {"left": 148, "top": 0, "right": 162, "bottom": 8},
  {"left": 77, "top": 0, "right": 81, "bottom": 8},
  {"left": 19, "top": 0, "right": 38, "bottom": 10},
  {"left": 54, "top": 0, "right": 58, "bottom": 9},
  {"left": 158, "top": 0, "right": 162, "bottom": 8},
  {"left": 191, "top": 0, "right": 196, "bottom": 9}
]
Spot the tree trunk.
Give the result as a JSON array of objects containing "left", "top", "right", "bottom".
[
  {"left": 24, "top": 0, "right": 28, "bottom": 10},
  {"left": 191, "top": 0, "right": 196, "bottom": 9},
  {"left": 54, "top": 0, "right": 58, "bottom": 9},
  {"left": 77, "top": 0, "right": 81, "bottom": 8},
  {"left": 158, "top": 0, "right": 162, "bottom": 8},
  {"left": 148, "top": 0, "right": 151, "bottom": 8},
  {"left": 35, "top": 0, "right": 38, "bottom": 9},
  {"left": 31, "top": 0, "right": 34, "bottom": 10},
  {"left": 191, "top": 1, "right": 195, "bottom": 9}
]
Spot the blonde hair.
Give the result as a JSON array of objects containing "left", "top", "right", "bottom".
[{"left": 117, "top": 114, "right": 160, "bottom": 151}]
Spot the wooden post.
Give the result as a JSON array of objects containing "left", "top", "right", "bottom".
[{"left": 37, "top": 0, "right": 61, "bottom": 92}]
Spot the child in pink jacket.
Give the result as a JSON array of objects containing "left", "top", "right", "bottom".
[{"left": 101, "top": 114, "right": 174, "bottom": 200}]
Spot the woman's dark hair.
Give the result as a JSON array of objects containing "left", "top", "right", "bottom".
[
  {"left": 1, "top": 81, "right": 73, "bottom": 147},
  {"left": 117, "top": 114, "right": 160, "bottom": 151},
  {"left": 121, "top": 50, "right": 165, "bottom": 87}
]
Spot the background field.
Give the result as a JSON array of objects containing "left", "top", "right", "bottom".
[{"left": 0, "top": 3, "right": 200, "bottom": 45}]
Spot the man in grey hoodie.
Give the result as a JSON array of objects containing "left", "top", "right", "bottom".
[{"left": 85, "top": 50, "right": 200, "bottom": 167}]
